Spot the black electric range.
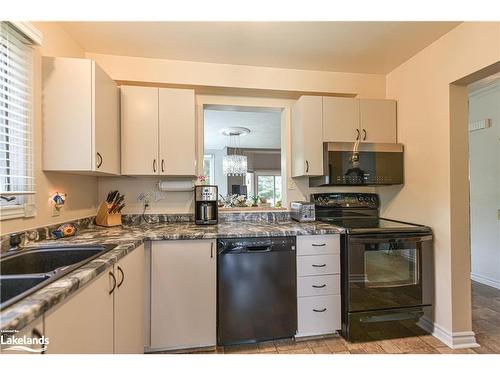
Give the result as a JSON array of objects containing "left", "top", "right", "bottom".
[{"left": 311, "top": 193, "right": 434, "bottom": 342}]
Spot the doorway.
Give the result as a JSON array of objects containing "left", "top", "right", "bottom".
[{"left": 468, "top": 74, "right": 500, "bottom": 290}]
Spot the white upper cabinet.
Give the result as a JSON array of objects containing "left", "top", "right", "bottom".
[
  {"left": 42, "top": 57, "right": 120, "bottom": 175},
  {"left": 322, "top": 97, "right": 397, "bottom": 143},
  {"left": 359, "top": 99, "right": 397, "bottom": 143},
  {"left": 159, "top": 88, "right": 196, "bottom": 176},
  {"left": 291, "top": 96, "right": 324, "bottom": 177},
  {"left": 323, "top": 97, "right": 360, "bottom": 142},
  {"left": 121, "top": 86, "right": 159, "bottom": 175},
  {"left": 121, "top": 86, "right": 196, "bottom": 176}
]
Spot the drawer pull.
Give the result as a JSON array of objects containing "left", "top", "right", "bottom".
[
  {"left": 312, "top": 264, "right": 326, "bottom": 268},
  {"left": 311, "top": 243, "right": 326, "bottom": 247},
  {"left": 312, "top": 284, "right": 327, "bottom": 288},
  {"left": 313, "top": 308, "right": 327, "bottom": 313}
]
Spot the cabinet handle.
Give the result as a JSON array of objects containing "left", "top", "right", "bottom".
[
  {"left": 161, "top": 159, "right": 165, "bottom": 173},
  {"left": 313, "top": 308, "right": 327, "bottom": 313},
  {"left": 312, "top": 263, "right": 326, "bottom": 268},
  {"left": 109, "top": 271, "right": 116, "bottom": 295},
  {"left": 312, "top": 284, "right": 327, "bottom": 288},
  {"left": 311, "top": 243, "right": 326, "bottom": 247},
  {"left": 305, "top": 160, "right": 309, "bottom": 173},
  {"left": 362, "top": 129, "right": 367, "bottom": 141},
  {"left": 96, "top": 152, "right": 103, "bottom": 168},
  {"left": 356, "top": 129, "right": 360, "bottom": 140},
  {"left": 153, "top": 159, "right": 157, "bottom": 173},
  {"left": 117, "top": 266, "right": 125, "bottom": 288},
  {"left": 210, "top": 242, "right": 214, "bottom": 258},
  {"left": 32, "top": 328, "right": 46, "bottom": 354}
]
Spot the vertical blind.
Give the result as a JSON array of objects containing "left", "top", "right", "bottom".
[{"left": 0, "top": 22, "right": 34, "bottom": 197}]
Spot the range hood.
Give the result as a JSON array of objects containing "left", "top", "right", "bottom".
[{"left": 309, "top": 142, "right": 404, "bottom": 187}]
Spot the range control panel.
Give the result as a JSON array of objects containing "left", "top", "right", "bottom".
[{"left": 310, "top": 193, "right": 380, "bottom": 209}]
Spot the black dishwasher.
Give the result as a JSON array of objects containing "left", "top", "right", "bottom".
[{"left": 217, "top": 236, "right": 297, "bottom": 346}]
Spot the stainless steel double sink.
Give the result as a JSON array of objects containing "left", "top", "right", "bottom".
[{"left": 0, "top": 244, "right": 116, "bottom": 309}]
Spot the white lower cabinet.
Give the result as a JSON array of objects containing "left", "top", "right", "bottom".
[
  {"left": 44, "top": 245, "right": 144, "bottom": 354},
  {"left": 298, "top": 295, "right": 341, "bottom": 337},
  {"left": 296, "top": 235, "right": 341, "bottom": 337},
  {"left": 44, "top": 267, "right": 115, "bottom": 354},
  {"left": 150, "top": 240, "right": 216, "bottom": 351},
  {"left": 114, "top": 245, "right": 145, "bottom": 354}
]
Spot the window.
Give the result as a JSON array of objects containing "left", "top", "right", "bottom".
[
  {"left": 203, "top": 154, "right": 215, "bottom": 185},
  {"left": 0, "top": 22, "right": 35, "bottom": 220},
  {"left": 255, "top": 171, "right": 282, "bottom": 207}
]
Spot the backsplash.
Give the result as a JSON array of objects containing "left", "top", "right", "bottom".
[
  {"left": 0, "top": 216, "right": 96, "bottom": 252},
  {"left": 1, "top": 210, "right": 291, "bottom": 251}
]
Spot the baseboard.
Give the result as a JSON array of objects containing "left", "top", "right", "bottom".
[
  {"left": 471, "top": 273, "right": 500, "bottom": 289},
  {"left": 418, "top": 316, "right": 479, "bottom": 349}
]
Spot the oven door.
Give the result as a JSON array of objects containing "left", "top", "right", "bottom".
[{"left": 347, "top": 233, "right": 433, "bottom": 312}]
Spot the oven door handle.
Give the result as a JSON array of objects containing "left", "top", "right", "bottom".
[{"left": 349, "top": 234, "right": 433, "bottom": 244}]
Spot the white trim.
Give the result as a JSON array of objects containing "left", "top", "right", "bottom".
[
  {"left": 8, "top": 22, "right": 43, "bottom": 45},
  {"left": 0, "top": 202, "right": 36, "bottom": 220},
  {"left": 471, "top": 273, "right": 500, "bottom": 290},
  {"left": 418, "top": 316, "right": 479, "bottom": 349}
]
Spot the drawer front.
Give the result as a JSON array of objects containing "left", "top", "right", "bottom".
[
  {"left": 297, "top": 275, "right": 340, "bottom": 297},
  {"left": 297, "top": 254, "right": 340, "bottom": 276},
  {"left": 297, "top": 295, "right": 341, "bottom": 337},
  {"left": 297, "top": 235, "right": 340, "bottom": 256}
]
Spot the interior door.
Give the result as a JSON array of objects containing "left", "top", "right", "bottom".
[
  {"left": 121, "top": 86, "right": 159, "bottom": 175},
  {"left": 159, "top": 88, "right": 196, "bottom": 176},
  {"left": 93, "top": 62, "right": 120, "bottom": 174}
]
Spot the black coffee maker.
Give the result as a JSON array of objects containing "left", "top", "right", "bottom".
[{"left": 194, "top": 185, "right": 218, "bottom": 225}]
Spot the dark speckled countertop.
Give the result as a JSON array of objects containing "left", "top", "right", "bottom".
[{"left": 0, "top": 221, "right": 343, "bottom": 333}]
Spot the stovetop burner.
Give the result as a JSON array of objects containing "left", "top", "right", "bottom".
[
  {"left": 316, "top": 216, "right": 430, "bottom": 234},
  {"left": 311, "top": 192, "right": 431, "bottom": 234}
]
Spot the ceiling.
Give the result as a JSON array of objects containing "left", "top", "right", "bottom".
[
  {"left": 204, "top": 108, "right": 281, "bottom": 150},
  {"left": 59, "top": 21, "right": 460, "bottom": 74}
]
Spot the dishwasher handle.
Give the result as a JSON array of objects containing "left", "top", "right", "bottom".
[{"left": 245, "top": 245, "right": 272, "bottom": 253}]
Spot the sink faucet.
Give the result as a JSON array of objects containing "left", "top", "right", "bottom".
[{"left": 8, "top": 233, "right": 22, "bottom": 251}]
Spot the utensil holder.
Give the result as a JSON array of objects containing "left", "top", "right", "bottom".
[{"left": 95, "top": 201, "right": 122, "bottom": 227}]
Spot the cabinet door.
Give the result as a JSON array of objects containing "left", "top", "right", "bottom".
[
  {"left": 151, "top": 240, "right": 216, "bottom": 350},
  {"left": 114, "top": 245, "right": 145, "bottom": 354},
  {"left": 359, "top": 99, "right": 397, "bottom": 143},
  {"left": 159, "top": 88, "right": 196, "bottom": 176},
  {"left": 42, "top": 57, "right": 93, "bottom": 171},
  {"left": 322, "top": 97, "right": 360, "bottom": 142},
  {"left": 93, "top": 62, "right": 120, "bottom": 175},
  {"left": 44, "top": 269, "right": 114, "bottom": 354},
  {"left": 291, "top": 96, "right": 323, "bottom": 177},
  {"left": 121, "top": 86, "right": 159, "bottom": 175}
]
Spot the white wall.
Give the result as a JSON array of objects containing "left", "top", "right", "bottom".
[
  {"left": 379, "top": 22, "right": 500, "bottom": 339},
  {"left": 205, "top": 148, "right": 227, "bottom": 196},
  {"left": 469, "top": 81, "right": 500, "bottom": 289}
]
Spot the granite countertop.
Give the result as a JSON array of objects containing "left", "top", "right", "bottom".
[{"left": 0, "top": 220, "right": 344, "bottom": 333}]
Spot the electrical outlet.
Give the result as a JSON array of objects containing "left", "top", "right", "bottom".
[
  {"left": 52, "top": 204, "right": 60, "bottom": 217},
  {"left": 288, "top": 178, "right": 297, "bottom": 190}
]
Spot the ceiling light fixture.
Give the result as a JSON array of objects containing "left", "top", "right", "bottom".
[{"left": 221, "top": 127, "right": 250, "bottom": 176}]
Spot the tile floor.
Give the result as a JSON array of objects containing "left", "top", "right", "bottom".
[{"left": 172, "top": 281, "right": 500, "bottom": 354}]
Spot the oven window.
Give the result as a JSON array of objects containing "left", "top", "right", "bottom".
[{"left": 364, "top": 246, "right": 419, "bottom": 288}]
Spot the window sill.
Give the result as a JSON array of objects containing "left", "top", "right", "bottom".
[{"left": 0, "top": 203, "right": 36, "bottom": 220}]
